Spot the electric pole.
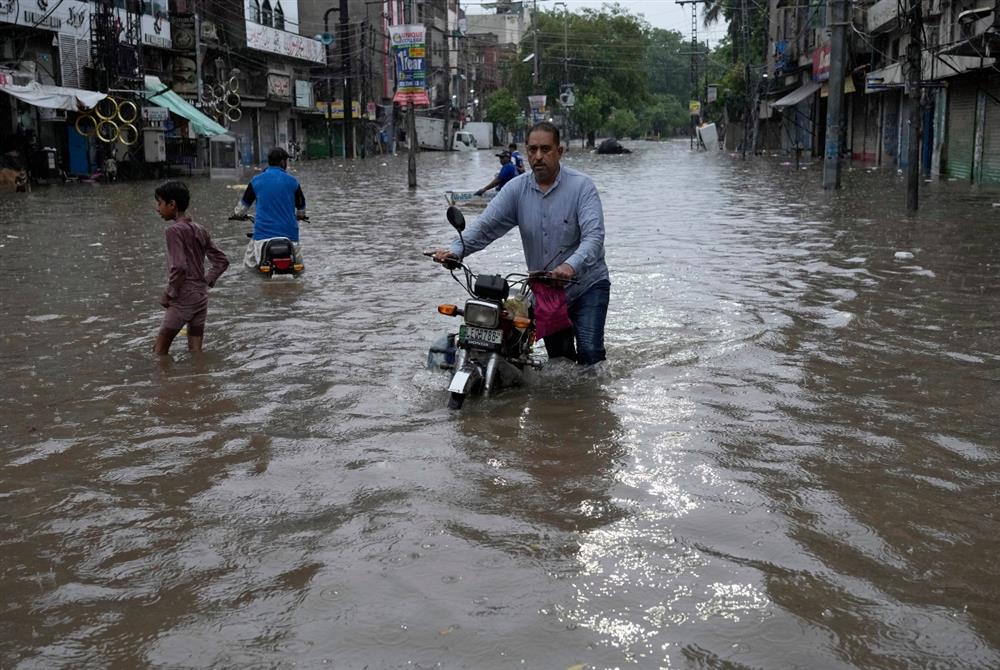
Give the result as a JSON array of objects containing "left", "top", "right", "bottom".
[
  {"left": 340, "top": 0, "right": 354, "bottom": 159},
  {"left": 532, "top": 0, "right": 540, "bottom": 93},
  {"left": 905, "top": 0, "right": 923, "bottom": 210},
  {"left": 823, "top": 0, "right": 847, "bottom": 189},
  {"left": 407, "top": 0, "right": 417, "bottom": 188},
  {"left": 676, "top": 0, "right": 704, "bottom": 150}
]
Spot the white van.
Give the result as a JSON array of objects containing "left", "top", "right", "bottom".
[{"left": 453, "top": 131, "right": 478, "bottom": 152}]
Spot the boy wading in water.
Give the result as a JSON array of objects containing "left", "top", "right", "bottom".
[{"left": 154, "top": 181, "right": 230, "bottom": 354}]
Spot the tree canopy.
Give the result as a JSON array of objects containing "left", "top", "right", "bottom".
[{"left": 498, "top": 3, "right": 719, "bottom": 140}]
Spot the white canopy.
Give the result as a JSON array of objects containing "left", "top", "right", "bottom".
[
  {"left": 771, "top": 81, "right": 822, "bottom": 109},
  {"left": 0, "top": 81, "right": 106, "bottom": 111}
]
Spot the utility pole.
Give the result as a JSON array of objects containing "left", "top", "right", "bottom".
[
  {"left": 407, "top": 0, "right": 417, "bottom": 188},
  {"left": 676, "top": 0, "right": 703, "bottom": 150},
  {"left": 823, "top": 0, "right": 847, "bottom": 189},
  {"left": 340, "top": 0, "right": 354, "bottom": 159},
  {"left": 532, "top": 0, "right": 539, "bottom": 93},
  {"left": 554, "top": 1, "right": 568, "bottom": 145},
  {"left": 324, "top": 7, "right": 338, "bottom": 159},
  {"left": 905, "top": 0, "right": 923, "bottom": 210}
]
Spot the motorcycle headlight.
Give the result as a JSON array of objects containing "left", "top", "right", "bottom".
[{"left": 464, "top": 300, "right": 500, "bottom": 329}]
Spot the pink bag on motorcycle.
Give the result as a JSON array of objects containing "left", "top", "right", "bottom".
[{"left": 529, "top": 279, "right": 573, "bottom": 340}]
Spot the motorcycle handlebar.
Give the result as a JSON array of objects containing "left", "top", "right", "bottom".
[{"left": 425, "top": 252, "right": 463, "bottom": 270}]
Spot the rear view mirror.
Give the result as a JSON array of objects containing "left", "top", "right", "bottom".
[{"left": 446, "top": 205, "right": 466, "bottom": 232}]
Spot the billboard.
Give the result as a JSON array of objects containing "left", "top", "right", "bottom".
[{"left": 389, "top": 24, "right": 429, "bottom": 106}]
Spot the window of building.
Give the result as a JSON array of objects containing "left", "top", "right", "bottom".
[
  {"left": 250, "top": 0, "right": 261, "bottom": 23},
  {"left": 274, "top": 1, "right": 285, "bottom": 30},
  {"left": 261, "top": 0, "right": 273, "bottom": 26}
]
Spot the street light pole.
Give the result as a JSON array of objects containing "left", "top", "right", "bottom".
[
  {"left": 554, "top": 2, "right": 568, "bottom": 146},
  {"left": 324, "top": 7, "right": 338, "bottom": 159}
]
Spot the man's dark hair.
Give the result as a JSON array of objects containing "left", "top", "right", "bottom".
[
  {"left": 508, "top": 143, "right": 516, "bottom": 150},
  {"left": 268, "top": 147, "right": 290, "bottom": 166},
  {"left": 527, "top": 121, "right": 560, "bottom": 147},
  {"left": 155, "top": 180, "right": 190, "bottom": 211}
]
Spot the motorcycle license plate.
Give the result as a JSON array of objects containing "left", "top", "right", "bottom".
[{"left": 465, "top": 326, "right": 502, "bottom": 346}]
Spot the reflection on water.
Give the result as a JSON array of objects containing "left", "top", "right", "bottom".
[{"left": 2, "top": 144, "right": 999, "bottom": 668}]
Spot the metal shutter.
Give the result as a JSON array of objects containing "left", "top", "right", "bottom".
[
  {"left": 259, "top": 110, "right": 277, "bottom": 154},
  {"left": 979, "top": 80, "right": 1000, "bottom": 183},
  {"left": 58, "top": 36, "right": 90, "bottom": 89},
  {"left": 945, "top": 82, "right": 977, "bottom": 181}
]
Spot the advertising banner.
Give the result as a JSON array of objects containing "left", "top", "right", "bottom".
[
  {"left": 389, "top": 24, "right": 429, "bottom": 106},
  {"left": 314, "top": 100, "right": 376, "bottom": 120},
  {"left": 528, "top": 94, "right": 546, "bottom": 123},
  {"left": 812, "top": 43, "right": 831, "bottom": 81}
]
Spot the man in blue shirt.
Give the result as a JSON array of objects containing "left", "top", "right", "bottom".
[
  {"left": 233, "top": 147, "right": 308, "bottom": 268},
  {"left": 508, "top": 142, "right": 526, "bottom": 174},
  {"left": 433, "top": 122, "right": 610, "bottom": 365},
  {"left": 474, "top": 150, "right": 519, "bottom": 196}
]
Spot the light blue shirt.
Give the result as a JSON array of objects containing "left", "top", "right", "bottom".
[{"left": 448, "top": 165, "right": 608, "bottom": 302}]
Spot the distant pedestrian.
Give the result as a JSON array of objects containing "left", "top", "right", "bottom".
[
  {"left": 474, "top": 150, "right": 519, "bottom": 196},
  {"left": 508, "top": 142, "right": 525, "bottom": 174},
  {"left": 153, "top": 181, "right": 230, "bottom": 355}
]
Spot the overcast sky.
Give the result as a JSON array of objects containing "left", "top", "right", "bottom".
[{"left": 465, "top": 0, "right": 729, "bottom": 47}]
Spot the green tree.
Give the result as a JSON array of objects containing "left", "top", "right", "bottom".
[
  {"left": 573, "top": 94, "right": 604, "bottom": 147},
  {"left": 645, "top": 28, "right": 690, "bottom": 102},
  {"left": 483, "top": 89, "right": 521, "bottom": 131},
  {"left": 607, "top": 107, "right": 640, "bottom": 139},
  {"left": 638, "top": 94, "right": 688, "bottom": 137}
]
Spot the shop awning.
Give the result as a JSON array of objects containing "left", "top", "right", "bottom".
[
  {"left": 0, "top": 82, "right": 106, "bottom": 111},
  {"left": 865, "top": 55, "right": 994, "bottom": 92},
  {"left": 771, "top": 81, "right": 822, "bottom": 109},
  {"left": 143, "top": 75, "right": 227, "bottom": 137}
]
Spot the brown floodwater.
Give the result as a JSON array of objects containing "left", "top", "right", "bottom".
[{"left": 1, "top": 142, "right": 999, "bottom": 669}]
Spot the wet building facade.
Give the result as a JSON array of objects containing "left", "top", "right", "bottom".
[{"left": 755, "top": 0, "right": 1000, "bottom": 185}]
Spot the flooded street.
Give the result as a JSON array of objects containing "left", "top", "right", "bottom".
[{"left": 2, "top": 142, "right": 999, "bottom": 668}]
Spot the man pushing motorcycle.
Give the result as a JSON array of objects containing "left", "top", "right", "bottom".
[
  {"left": 431, "top": 121, "right": 610, "bottom": 365},
  {"left": 233, "top": 146, "right": 308, "bottom": 268}
]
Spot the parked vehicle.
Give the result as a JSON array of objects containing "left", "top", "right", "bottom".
[
  {"left": 414, "top": 116, "right": 470, "bottom": 151},
  {"left": 229, "top": 214, "right": 305, "bottom": 278},
  {"left": 425, "top": 206, "right": 548, "bottom": 410},
  {"left": 453, "top": 131, "right": 478, "bottom": 151},
  {"left": 463, "top": 121, "right": 494, "bottom": 149}
]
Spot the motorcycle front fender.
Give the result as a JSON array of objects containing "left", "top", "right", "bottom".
[{"left": 448, "top": 364, "right": 482, "bottom": 395}]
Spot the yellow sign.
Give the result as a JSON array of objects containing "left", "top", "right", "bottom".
[
  {"left": 689, "top": 101, "right": 701, "bottom": 116},
  {"left": 409, "top": 47, "right": 425, "bottom": 57},
  {"left": 315, "top": 100, "right": 374, "bottom": 120}
]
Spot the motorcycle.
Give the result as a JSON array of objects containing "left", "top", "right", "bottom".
[
  {"left": 427, "top": 206, "right": 562, "bottom": 410},
  {"left": 229, "top": 214, "right": 305, "bottom": 278}
]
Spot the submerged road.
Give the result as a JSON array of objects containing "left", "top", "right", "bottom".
[{"left": 2, "top": 142, "right": 999, "bottom": 668}]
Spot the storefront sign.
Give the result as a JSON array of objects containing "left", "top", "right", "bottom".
[
  {"left": 246, "top": 21, "right": 325, "bottom": 63},
  {"left": 314, "top": 100, "right": 375, "bottom": 120},
  {"left": 142, "top": 106, "right": 170, "bottom": 121},
  {"left": 267, "top": 73, "right": 292, "bottom": 100},
  {"left": 141, "top": 13, "right": 172, "bottom": 49},
  {"left": 0, "top": 0, "right": 90, "bottom": 38},
  {"left": 172, "top": 57, "right": 197, "bottom": 95},
  {"left": 389, "top": 24, "right": 429, "bottom": 106},
  {"left": 812, "top": 43, "right": 831, "bottom": 81},
  {"left": 294, "top": 80, "right": 314, "bottom": 108}
]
